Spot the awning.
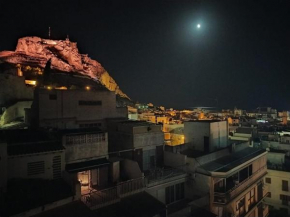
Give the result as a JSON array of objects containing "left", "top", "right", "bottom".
[{"left": 66, "top": 158, "right": 109, "bottom": 173}]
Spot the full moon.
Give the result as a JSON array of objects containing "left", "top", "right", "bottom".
[{"left": 197, "top": 24, "right": 201, "bottom": 29}]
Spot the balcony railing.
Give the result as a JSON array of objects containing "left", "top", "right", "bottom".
[
  {"left": 214, "top": 165, "right": 267, "bottom": 204},
  {"left": 145, "top": 166, "right": 187, "bottom": 185},
  {"left": 263, "top": 204, "right": 269, "bottom": 217},
  {"left": 81, "top": 177, "right": 144, "bottom": 209}
]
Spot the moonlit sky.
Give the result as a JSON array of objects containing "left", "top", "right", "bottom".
[{"left": 0, "top": 0, "right": 290, "bottom": 110}]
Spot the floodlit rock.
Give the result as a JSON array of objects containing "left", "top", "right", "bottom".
[{"left": 0, "top": 36, "right": 129, "bottom": 99}]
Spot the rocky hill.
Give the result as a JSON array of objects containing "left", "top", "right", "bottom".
[{"left": 0, "top": 36, "right": 129, "bottom": 99}]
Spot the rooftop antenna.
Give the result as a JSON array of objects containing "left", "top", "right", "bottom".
[{"left": 48, "top": 27, "right": 51, "bottom": 39}]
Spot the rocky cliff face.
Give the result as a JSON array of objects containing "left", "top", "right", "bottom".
[{"left": 0, "top": 36, "right": 129, "bottom": 99}]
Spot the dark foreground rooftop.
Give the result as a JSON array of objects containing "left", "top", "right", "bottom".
[
  {"left": 199, "top": 147, "right": 266, "bottom": 173},
  {"left": 95, "top": 192, "right": 166, "bottom": 217}
]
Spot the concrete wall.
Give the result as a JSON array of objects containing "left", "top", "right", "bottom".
[
  {"left": 184, "top": 122, "right": 210, "bottom": 151},
  {"left": 36, "top": 89, "right": 126, "bottom": 129},
  {"left": 267, "top": 152, "right": 285, "bottom": 165},
  {"left": 196, "top": 148, "right": 230, "bottom": 166},
  {"left": 210, "top": 121, "right": 228, "bottom": 151},
  {"left": 8, "top": 150, "right": 65, "bottom": 180},
  {"left": 192, "top": 173, "right": 211, "bottom": 196},
  {"left": 164, "top": 151, "right": 187, "bottom": 167},
  {"left": 133, "top": 132, "right": 164, "bottom": 149},
  {"left": 63, "top": 132, "right": 108, "bottom": 163},
  {"left": 146, "top": 176, "right": 186, "bottom": 204},
  {"left": 0, "top": 101, "right": 32, "bottom": 126},
  {"left": 184, "top": 121, "right": 228, "bottom": 152},
  {"left": 0, "top": 142, "right": 7, "bottom": 192},
  {"left": 0, "top": 74, "right": 33, "bottom": 107}
]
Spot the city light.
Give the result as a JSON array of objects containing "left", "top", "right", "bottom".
[{"left": 85, "top": 86, "right": 91, "bottom": 90}]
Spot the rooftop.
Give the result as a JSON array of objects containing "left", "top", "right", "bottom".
[
  {"left": 8, "top": 141, "right": 64, "bottom": 156},
  {"left": 199, "top": 147, "right": 266, "bottom": 173},
  {"left": 58, "top": 127, "right": 103, "bottom": 135},
  {"left": 186, "top": 120, "right": 224, "bottom": 123},
  {"left": 95, "top": 192, "right": 165, "bottom": 217}
]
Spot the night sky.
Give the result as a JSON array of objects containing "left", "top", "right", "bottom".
[{"left": 0, "top": 0, "right": 290, "bottom": 110}]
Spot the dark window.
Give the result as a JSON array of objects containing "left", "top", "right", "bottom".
[
  {"left": 249, "top": 164, "right": 253, "bottom": 176},
  {"left": 280, "top": 194, "right": 290, "bottom": 205},
  {"left": 267, "top": 192, "right": 271, "bottom": 198},
  {"left": 265, "top": 178, "right": 271, "bottom": 184},
  {"left": 165, "top": 185, "right": 175, "bottom": 204},
  {"left": 248, "top": 188, "right": 255, "bottom": 207},
  {"left": 176, "top": 183, "right": 185, "bottom": 201},
  {"left": 79, "top": 100, "right": 102, "bottom": 106},
  {"left": 49, "top": 94, "right": 57, "bottom": 100},
  {"left": 282, "top": 180, "right": 288, "bottom": 191},
  {"left": 236, "top": 197, "right": 245, "bottom": 216}
]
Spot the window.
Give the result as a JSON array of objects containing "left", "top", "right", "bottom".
[
  {"left": 175, "top": 183, "right": 185, "bottom": 201},
  {"left": 166, "top": 185, "right": 175, "bottom": 204},
  {"left": 27, "top": 161, "right": 45, "bottom": 176},
  {"left": 248, "top": 188, "right": 255, "bottom": 207},
  {"left": 165, "top": 183, "right": 185, "bottom": 205},
  {"left": 79, "top": 100, "right": 102, "bottom": 106},
  {"left": 236, "top": 197, "right": 245, "bottom": 217},
  {"left": 49, "top": 94, "right": 57, "bottom": 100},
  {"left": 265, "top": 177, "right": 271, "bottom": 184},
  {"left": 280, "top": 194, "right": 290, "bottom": 205},
  {"left": 282, "top": 180, "right": 289, "bottom": 191},
  {"left": 267, "top": 192, "right": 271, "bottom": 198}
]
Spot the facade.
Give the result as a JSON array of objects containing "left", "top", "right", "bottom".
[
  {"left": 184, "top": 120, "right": 228, "bottom": 153},
  {"left": 108, "top": 120, "right": 164, "bottom": 171},
  {"left": 61, "top": 128, "right": 110, "bottom": 193},
  {"left": 264, "top": 149, "right": 290, "bottom": 215},
  {"left": 196, "top": 147, "right": 268, "bottom": 217},
  {"left": 31, "top": 88, "right": 127, "bottom": 130}
]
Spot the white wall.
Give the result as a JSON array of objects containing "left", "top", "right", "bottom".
[
  {"left": 210, "top": 121, "right": 228, "bottom": 151},
  {"left": 37, "top": 89, "right": 126, "bottom": 129},
  {"left": 184, "top": 122, "right": 210, "bottom": 151},
  {"left": 63, "top": 133, "right": 108, "bottom": 163},
  {"left": 8, "top": 150, "right": 65, "bottom": 180},
  {"left": 265, "top": 169, "right": 290, "bottom": 214}
]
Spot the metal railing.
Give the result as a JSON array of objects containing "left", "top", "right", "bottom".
[
  {"left": 81, "top": 177, "right": 144, "bottom": 209},
  {"left": 145, "top": 166, "right": 186, "bottom": 184},
  {"left": 214, "top": 165, "right": 267, "bottom": 204},
  {"left": 263, "top": 204, "right": 269, "bottom": 217}
]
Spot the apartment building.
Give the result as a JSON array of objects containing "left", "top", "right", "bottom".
[
  {"left": 107, "top": 120, "right": 164, "bottom": 171},
  {"left": 30, "top": 88, "right": 127, "bottom": 130}
]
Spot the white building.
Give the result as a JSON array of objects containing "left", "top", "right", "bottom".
[{"left": 184, "top": 120, "right": 228, "bottom": 153}]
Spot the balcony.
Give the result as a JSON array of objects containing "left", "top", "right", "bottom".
[
  {"left": 81, "top": 177, "right": 144, "bottom": 209},
  {"left": 214, "top": 165, "right": 267, "bottom": 204},
  {"left": 145, "top": 166, "right": 187, "bottom": 186},
  {"left": 263, "top": 204, "right": 269, "bottom": 217}
]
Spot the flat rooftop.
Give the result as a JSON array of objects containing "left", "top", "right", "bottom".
[
  {"left": 186, "top": 120, "right": 224, "bottom": 123},
  {"left": 199, "top": 147, "right": 266, "bottom": 173}
]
